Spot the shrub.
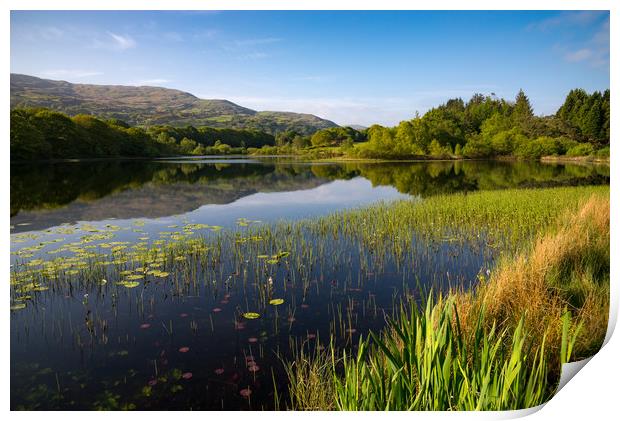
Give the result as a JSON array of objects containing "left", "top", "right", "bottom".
[{"left": 566, "top": 143, "right": 595, "bottom": 157}]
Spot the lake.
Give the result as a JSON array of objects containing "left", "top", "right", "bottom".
[{"left": 10, "top": 158, "right": 609, "bottom": 409}]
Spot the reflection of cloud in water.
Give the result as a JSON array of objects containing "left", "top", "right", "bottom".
[
  {"left": 235, "top": 178, "right": 405, "bottom": 206},
  {"left": 188, "top": 177, "right": 409, "bottom": 223}
]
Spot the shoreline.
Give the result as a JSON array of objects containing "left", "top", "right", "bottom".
[{"left": 11, "top": 154, "right": 610, "bottom": 165}]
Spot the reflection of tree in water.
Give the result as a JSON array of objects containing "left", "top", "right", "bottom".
[
  {"left": 10, "top": 159, "right": 609, "bottom": 218},
  {"left": 352, "top": 160, "right": 608, "bottom": 197},
  {"left": 354, "top": 162, "right": 478, "bottom": 197},
  {"left": 12, "top": 161, "right": 289, "bottom": 216}
]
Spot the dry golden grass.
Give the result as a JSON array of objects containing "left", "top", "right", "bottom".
[{"left": 456, "top": 193, "right": 610, "bottom": 363}]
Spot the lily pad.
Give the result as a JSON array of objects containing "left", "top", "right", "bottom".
[
  {"left": 242, "top": 312, "right": 261, "bottom": 320},
  {"left": 10, "top": 303, "right": 26, "bottom": 311},
  {"left": 269, "top": 298, "right": 284, "bottom": 306},
  {"left": 118, "top": 281, "right": 140, "bottom": 288}
]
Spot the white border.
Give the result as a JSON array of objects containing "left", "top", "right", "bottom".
[{"left": 3, "top": 1, "right": 616, "bottom": 419}]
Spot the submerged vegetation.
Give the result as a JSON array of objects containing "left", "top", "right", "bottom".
[{"left": 10, "top": 182, "right": 609, "bottom": 410}]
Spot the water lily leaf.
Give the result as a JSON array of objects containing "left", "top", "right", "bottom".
[
  {"left": 269, "top": 298, "right": 284, "bottom": 306},
  {"left": 243, "top": 312, "right": 261, "bottom": 320},
  {"left": 10, "top": 303, "right": 26, "bottom": 311},
  {"left": 118, "top": 281, "right": 140, "bottom": 288}
]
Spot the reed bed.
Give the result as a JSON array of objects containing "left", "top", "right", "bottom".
[{"left": 284, "top": 190, "right": 609, "bottom": 410}]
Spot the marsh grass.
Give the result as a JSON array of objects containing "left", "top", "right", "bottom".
[
  {"left": 456, "top": 193, "right": 610, "bottom": 363},
  {"left": 284, "top": 189, "right": 610, "bottom": 410}
]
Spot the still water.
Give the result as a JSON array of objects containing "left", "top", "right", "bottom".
[{"left": 10, "top": 158, "right": 609, "bottom": 410}]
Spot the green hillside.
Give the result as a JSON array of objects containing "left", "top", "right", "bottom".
[{"left": 10, "top": 74, "right": 338, "bottom": 135}]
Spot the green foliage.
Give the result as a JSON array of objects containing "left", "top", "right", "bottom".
[
  {"left": 10, "top": 108, "right": 273, "bottom": 160},
  {"left": 566, "top": 143, "right": 595, "bottom": 157},
  {"left": 310, "top": 126, "right": 363, "bottom": 147},
  {"left": 556, "top": 88, "right": 610, "bottom": 145},
  {"left": 11, "top": 108, "right": 173, "bottom": 160},
  {"left": 328, "top": 298, "right": 552, "bottom": 410},
  {"left": 341, "top": 89, "right": 608, "bottom": 160},
  {"left": 513, "top": 136, "right": 562, "bottom": 159},
  {"left": 595, "top": 146, "right": 610, "bottom": 159},
  {"left": 428, "top": 139, "right": 452, "bottom": 157},
  {"left": 147, "top": 125, "right": 274, "bottom": 148}
]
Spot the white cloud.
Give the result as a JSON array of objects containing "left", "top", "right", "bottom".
[
  {"left": 293, "top": 75, "right": 327, "bottom": 82},
  {"left": 133, "top": 78, "right": 171, "bottom": 86},
  {"left": 163, "top": 32, "right": 183, "bottom": 42},
  {"left": 41, "top": 69, "right": 103, "bottom": 79},
  {"left": 201, "top": 95, "right": 416, "bottom": 126},
  {"left": 38, "top": 26, "right": 64, "bottom": 40},
  {"left": 233, "top": 37, "right": 282, "bottom": 47},
  {"left": 237, "top": 52, "right": 270, "bottom": 60},
  {"left": 530, "top": 12, "right": 609, "bottom": 69},
  {"left": 206, "top": 84, "right": 507, "bottom": 127},
  {"left": 107, "top": 32, "right": 136, "bottom": 50},
  {"left": 564, "top": 49, "right": 593, "bottom": 62},
  {"left": 193, "top": 29, "right": 218, "bottom": 40},
  {"left": 527, "top": 11, "right": 604, "bottom": 31},
  {"left": 92, "top": 32, "right": 137, "bottom": 51}
]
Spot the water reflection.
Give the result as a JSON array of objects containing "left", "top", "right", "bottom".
[
  {"left": 10, "top": 157, "right": 609, "bottom": 410},
  {"left": 10, "top": 158, "right": 610, "bottom": 233}
]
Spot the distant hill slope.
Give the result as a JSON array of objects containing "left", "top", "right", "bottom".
[{"left": 10, "top": 73, "right": 338, "bottom": 135}]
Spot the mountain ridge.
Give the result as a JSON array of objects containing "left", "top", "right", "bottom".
[{"left": 10, "top": 73, "right": 338, "bottom": 135}]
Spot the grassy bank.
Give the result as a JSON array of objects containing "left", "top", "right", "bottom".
[
  {"left": 541, "top": 155, "right": 611, "bottom": 165},
  {"left": 284, "top": 190, "right": 609, "bottom": 410}
]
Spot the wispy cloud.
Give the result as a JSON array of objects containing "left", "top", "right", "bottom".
[
  {"left": 162, "top": 32, "right": 183, "bottom": 42},
  {"left": 529, "top": 11, "right": 609, "bottom": 68},
  {"left": 207, "top": 95, "right": 419, "bottom": 126},
  {"left": 237, "top": 52, "right": 270, "bottom": 60},
  {"left": 38, "top": 26, "right": 64, "bottom": 40},
  {"left": 108, "top": 32, "right": 136, "bottom": 50},
  {"left": 133, "top": 78, "right": 171, "bottom": 86},
  {"left": 563, "top": 16, "right": 609, "bottom": 68},
  {"left": 193, "top": 29, "right": 218, "bottom": 40},
  {"left": 93, "top": 32, "right": 137, "bottom": 51},
  {"left": 293, "top": 75, "right": 327, "bottom": 82},
  {"left": 41, "top": 69, "right": 103, "bottom": 79},
  {"left": 12, "top": 24, "right": 65, "bottom": 42},
  {"left": 527, "top": 11, "right": 604, "bottom": 31},
  {"left": 564, "top": 49, "right": 593, "bottom": 62},
  {"left": 233, "top": 37, "right": 282, "bottom": 47}
]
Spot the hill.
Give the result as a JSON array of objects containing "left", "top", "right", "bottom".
[{"left": 10, "top": 74, "right": 338, "bottom": 135}]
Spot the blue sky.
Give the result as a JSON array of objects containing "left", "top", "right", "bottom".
[{"left": 10, "top": 10, "right": 610, "bottom": 126}]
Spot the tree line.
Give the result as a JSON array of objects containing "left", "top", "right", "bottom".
[
  {"left": 261, "top": 88, "right": 609, "bottom": 160},
  {"left": 10, "top": 108, "right": 276, "bottom": 161},
  {"left": 11, "top": 88, "right": 609, "bottom": 161}
]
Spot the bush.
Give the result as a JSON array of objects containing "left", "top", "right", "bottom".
[
  {"left": 514, "top": 136, "right": 561, "bottom": 159},
  {"left": 566, "top": 143, "right": 595, "bottom": 157},
  {"left": 595, "top": 147, "right": 610, "bottom": 158}
]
